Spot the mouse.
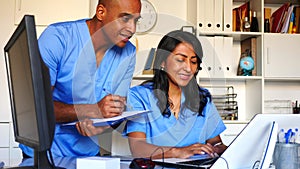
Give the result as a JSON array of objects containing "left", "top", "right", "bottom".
[{"left": 129, "top": 158, "right": 156, "bottom": 169}]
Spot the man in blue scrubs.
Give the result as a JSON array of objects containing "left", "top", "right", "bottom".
[{"left": 20, "top": 0, "right": 141, "bottom": 157}]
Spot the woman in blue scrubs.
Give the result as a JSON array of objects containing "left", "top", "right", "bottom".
[{"left": 123, "top": 30, "right": 227, "bottom": 159}]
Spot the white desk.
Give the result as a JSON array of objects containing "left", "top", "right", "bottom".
[{"left": 8, "top": 157, "right": 166, "bottom": 169}]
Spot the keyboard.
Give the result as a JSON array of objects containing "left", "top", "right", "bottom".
[{"left": 176, "top": 157, "right": 218, "bottom": 168}]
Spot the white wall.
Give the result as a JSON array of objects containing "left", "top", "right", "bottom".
[
  {"left": 0, "top": 0, "right": 188, "bottom": 120},
  {"left": 0, "top": 0, "right": 16, "bottom": 122}
]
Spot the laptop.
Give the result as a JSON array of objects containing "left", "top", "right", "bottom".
[{"left": 152, "top": 154, "right": 219, "bottom": 169}]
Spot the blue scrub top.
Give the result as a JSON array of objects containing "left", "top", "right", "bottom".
[
  {"left": 123, "top": 83, "right": 226, "bottom": 147},
  {"left": 20, "top": 19, "right": 136, "bottom": 157}
]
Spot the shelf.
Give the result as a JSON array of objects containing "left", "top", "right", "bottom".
[
  {"left": 133, "top": 74, "right": 263, "bottom": 81},
  {"left": 198, "top": 31, "right": 262, "bottom": 41},
  {"left": 264, "top": 0, "right": 300, "bottom": 4},
  {"left": 264, "top": 77, "right": 300, "bottom": 82}
]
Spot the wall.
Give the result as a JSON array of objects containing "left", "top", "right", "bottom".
[
  {"left": 0, "top": 0, "right": 188, "bottom": 159},
  {"left": 0, "top": 0, "right": 188, "bottom": 120},
  {"left": 0, "top": 0, "right": 15, "bottom": 122}
]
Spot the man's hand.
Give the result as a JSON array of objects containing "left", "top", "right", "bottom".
[
  {"left": 97, "top": 94, "right": 126, "bottom": 118},
  {"left": 75, "top": 118, "right": 110, "bottom": 136}
]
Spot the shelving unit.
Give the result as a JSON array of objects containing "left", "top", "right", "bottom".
[{"left": 133, "top": 0, "right": 300, "bottom": 145}]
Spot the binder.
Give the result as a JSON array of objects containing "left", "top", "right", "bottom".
[
  {"left": 295, "top": 6, "right": 300, "bottom": 33},
  {"left": 280, "top": 5, "right": 294, "bottom": 33},
  {"left": 214, "top": 36, "right": 224, "bottom": 77},
  {"left": 270, "top": 2, "right": 290, "bottom": 33},
  {"left": 197, "top": 0, "right": 206, "bottom": 32},
  {"left": 142, "top": 48, "right": 156, "bottom": 75},
  {"left": 223, "top": 37, "right": 234, "bottom": 77},
  {"left": 214, "top": 0, "right": 223, "bottom": 32},
  {"left": 223, "top": 0, "right": 232, "bottom": 32},
  {"left": 204, "top": 0, "right": 215, "bottom": 32},
  {"left": 198, "top": 36, "right": 214, "bottom": 78}
]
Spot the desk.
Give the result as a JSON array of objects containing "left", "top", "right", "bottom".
[{"left": 10, "top": 157, "right": 166, "bottom": 169}]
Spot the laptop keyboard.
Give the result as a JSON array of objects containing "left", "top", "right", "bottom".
[{"left": 176, "top": 157, "right": 218, "bottom": 168}]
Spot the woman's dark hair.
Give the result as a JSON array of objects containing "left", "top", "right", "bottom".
[{"left": 143, "top": 30, "right": 211, "bottom": 117}]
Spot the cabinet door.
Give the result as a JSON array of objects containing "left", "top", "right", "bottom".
[
  {"left": 0, "top": 124, "right": 9, "bottom": 147},
  {"left": 264, "top": 34, "right": 300, "bottom": 78},
  {"left": 220, "top": 123, "right": 246, "bottom": 146},
  {"left": 15, "top": 0, "right": 90, "bottom": 26}
]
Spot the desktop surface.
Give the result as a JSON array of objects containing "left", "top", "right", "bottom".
[{"left": 10, "top": 157, "right": 168, "bottom": 169}]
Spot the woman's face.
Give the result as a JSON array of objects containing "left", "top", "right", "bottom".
[{"left": 162, "top": 42, "right": 198, "bottom": 87}]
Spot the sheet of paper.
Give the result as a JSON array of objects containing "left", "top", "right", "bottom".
[{"left": 63, "top": 110, "right": 151, "bottom": 126}]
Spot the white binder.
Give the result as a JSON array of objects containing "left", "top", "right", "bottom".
[
  {"left": 198, "top": 36, "right": 214, "bottom": 78},
  {"left": 204, "top": 0, "right": 215, "bottom": 32},
  {"left": 214, "top": 0, "right": 223, "bottom": 32},
  {"left": 197, "top": 0, "right": 206, "bottom": 32},
  {"left": 214, "top": 36, "right": 224, "bottom": 77},
  {"left": 223, "top": 0, "right": 233, "bottom": 32},
  {"left": 223, "top": 36, "right": 234, "bottom": 77}
]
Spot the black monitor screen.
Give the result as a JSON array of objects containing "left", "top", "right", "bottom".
[
  {"left": 4, "top": 15, "right": 59, "bottom": 169},
  {"left": 7, "top": 24, "right": 39, "bottom": 146}
]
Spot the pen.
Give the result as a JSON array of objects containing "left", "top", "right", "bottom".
[{"left": 102, "top": 88, "right": 133, "bottom": 111}]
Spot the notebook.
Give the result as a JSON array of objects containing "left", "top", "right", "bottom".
[{"left": 152, "top": 154, "right": 218, "bottom": 169}]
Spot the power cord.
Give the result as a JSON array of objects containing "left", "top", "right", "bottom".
[
  {"left": 150, "top": 147, "right": 164, "bottom": 168},
  {"left": 150, "top": 147, "right": 164, "bottom": 161},
  {"left": 217, "top": 156, "right": 230, "bottom": 169}
]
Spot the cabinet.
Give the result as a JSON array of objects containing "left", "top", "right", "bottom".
[
  {"left": 220, "top": 122, "right": 247, "bottom": 146},
  {"left": 264, "top": 34, "right": 300, "bottom": 78},
  {"left": 14, "top": 0, "right": 90, "bottom": 26}
]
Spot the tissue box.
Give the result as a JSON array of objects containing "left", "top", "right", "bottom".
[{"left": 77, "top": 157, "right": 120, "bottom": 169}]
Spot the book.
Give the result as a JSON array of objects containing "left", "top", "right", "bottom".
[
  {"left": 294, "top": 6, "right": 300, "bottom": 33},
  {"left": 232, "top": 9, "right": 237, "bottom": 31},
  {"left": 270, "top": 2, "right": 290, "bottom": 33},
  {"left": 142, "top": 48, "right": 156, "bottom": 75},
  {"left": 63, "top": 110, "right": 151, "bottom": 127},
  {"left": 280, "top": 5, "right": 295, "bottom": 33},
  {"left": 232, "top": 1, "right": 249, "bottom": 32}
]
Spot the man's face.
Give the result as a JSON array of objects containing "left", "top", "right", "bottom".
[{"left": 101, "top": 0, "right": 141, "bottom": 48}]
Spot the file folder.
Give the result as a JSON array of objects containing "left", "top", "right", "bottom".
[
  {"left": 214, "top": 0, "right": 223, "bottom": 31},
  {"left": 197, "top": 0, "right": 206, "bottom": 32},
  {"left": 223, "top": 36, "right": 234, "bottom": 77},
  {"left": 198, "top": 36, "right": 214, "bottom": 78},
  {"left": 214, "top": 36, "right": 224, "bottom": 77},
  {"left": 223, "top": 0, "right": 233, "bottom": 32},
  {"left": 204, "top": 0, "right": 215, "bottom": 32}
]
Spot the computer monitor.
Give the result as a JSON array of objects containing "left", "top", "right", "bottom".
[
  {"left": 211, "top": 114, "right": 300, "bottom": 169},
  {"left": 4, "top": 15, "right": 59, "bottom": 169}
]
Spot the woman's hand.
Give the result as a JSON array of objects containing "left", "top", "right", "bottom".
[{"left": 170, "top": 143, "right": 218, "bottom": 159}]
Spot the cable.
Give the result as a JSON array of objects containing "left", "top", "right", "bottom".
[
  {"left": 217, "top": 156, "right": 230, "bottom": 169},
  {"left": 251, "top": 160, "right": 260, "bottom": 169},
  {"left": 149, "top": 147, "right": 164, "bottom": 167},
  {"left": 150, "top": 147, "right": 164, "bottom": 161}
]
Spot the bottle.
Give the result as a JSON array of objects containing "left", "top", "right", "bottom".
[
  {"left": 243, "top": 17, "right": 251, "bottom": 32},
  {"left": 264, "top": 19, "right": 270, "bottom": 33},
  {"left": 250, "top": 11, "right": 259, "bottom": 32}
]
